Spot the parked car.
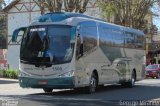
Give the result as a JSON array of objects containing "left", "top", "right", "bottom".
[{"left": 145, "top": 64, "right": 160, "bottom": 79}]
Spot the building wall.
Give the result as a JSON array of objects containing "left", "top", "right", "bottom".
[
  {"left": 7, "top": 0, "right": 42, "bottom": 69},
  {"left": 6, "top": 0, "right": 101, "bottom": 69}
]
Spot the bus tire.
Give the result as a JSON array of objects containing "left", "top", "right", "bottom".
[
  {"left": 43, "top": 88, "right": 53, "bottom": 93},
  {"left": 86, "top": 72, "right": 97, "bottom": 94}
]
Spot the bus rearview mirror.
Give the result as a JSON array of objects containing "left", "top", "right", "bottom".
[{"left": 12, "top": 27, "right": 27, "bottom": 42}]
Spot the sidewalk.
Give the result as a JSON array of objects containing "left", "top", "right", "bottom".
[
  {"left": 0, "top": 78, "right": 18, "bottom": 82},
  {"left": 0, "top": 78, "right": 18, "bottom": 84}
]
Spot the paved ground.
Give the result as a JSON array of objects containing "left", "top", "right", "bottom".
[
  {"left": 0, "top": 78, "right": 43, "bottom": 95},
  {"left": 1, "top": 78, "right": 160, "bottom": 106}
]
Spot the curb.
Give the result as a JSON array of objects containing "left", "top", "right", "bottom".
[{"left": 0, "top": 78, "right": 18, "bottom": 82}]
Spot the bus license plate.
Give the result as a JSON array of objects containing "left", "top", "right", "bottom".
[{"left": 38, "top": 80, "right": 48, "bottom": 85}]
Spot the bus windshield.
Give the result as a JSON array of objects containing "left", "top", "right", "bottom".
[{"left": 20, "top": 25, "right": 75, "bottom": 66}]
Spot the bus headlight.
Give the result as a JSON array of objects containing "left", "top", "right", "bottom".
[{"left": 59, "top": 71, "right": 74, "bottom": 77}]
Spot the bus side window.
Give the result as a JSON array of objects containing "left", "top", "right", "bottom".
[
  {"left": 82, "top": 26, "right": 97, "bottom": 53},
  {"left": 125, "top": 32, "right": 135, "bottom": 48},
  {"left": 135, "top": 35, "right": 144, "bottom": 49}
]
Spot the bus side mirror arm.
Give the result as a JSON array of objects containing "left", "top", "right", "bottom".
[
  {"left": 12, "top": 27, "right": 26, "bottom": 42},
  {"left": 12, "top": 29, "right": 19, "bottom": 42}
]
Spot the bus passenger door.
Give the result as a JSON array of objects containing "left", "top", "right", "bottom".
[{"left": 75, "top": 26, "right": 87, "bottom": 87}]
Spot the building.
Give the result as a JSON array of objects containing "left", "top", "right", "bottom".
[
  {"left": 144, "top": 12, "right": 159, "bottom": 65},
  {"left": 3, "top": 0, "right": 101, "bottom": 69}
]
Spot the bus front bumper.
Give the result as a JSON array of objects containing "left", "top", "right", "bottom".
[{"left": 19, "top": 77, "right": 75, "bottom": 89}]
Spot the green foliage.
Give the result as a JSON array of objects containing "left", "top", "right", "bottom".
[
  {"left": 0, "top": 14, "right": 7, "bottom": 49},
  {"left": 97, "top": 0, "right": 157, "bottom": 30},
  {"left": 0, "top": 69, "right": 18, "bottom": 79},
  {"left": 33, "top": 0, "right": 90, "bottom": 14},
  {"left": 0, "top": 0, "right": 6, "bottom": 10},
  {"left": 97, "top": 0, "right": 115, "bottom": 22},
  {"left": 0, "top": 69, "right": 3, "bottom": 77}
]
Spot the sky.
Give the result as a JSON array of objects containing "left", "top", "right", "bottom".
[
  {"left": 5, "top": 0, "right": 12, "bottom": 4},
  {"left": 153, "top": 17, "right": 160, "bottom": 31},
  {"left": 152, "top": 4, "right": 160, "bottom": 31}
]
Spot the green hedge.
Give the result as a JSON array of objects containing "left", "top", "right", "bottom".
[{"left": 0, "top": 69, "right": 18, "bottom": 79}]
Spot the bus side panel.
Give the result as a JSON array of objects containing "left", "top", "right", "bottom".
[
  {"left": 123, "top": 48, "right": 145, "bottom": 80},
  {"left": 75, "top": 47, "right": 120, "bottom": 87}
]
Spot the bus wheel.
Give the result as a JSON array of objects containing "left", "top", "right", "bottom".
[
  {"left": 127, "top": 71, "right": 136, "bottom": 88},
  {"left": 43, "top": 88, "right": 53, "bottom": 93},
  {"left": 86, "top": 73, "right": 97, "bottom": 94}
]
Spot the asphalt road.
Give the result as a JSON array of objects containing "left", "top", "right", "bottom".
[{"left": 0, "top": 78, "right": 160, "bottom": 106}]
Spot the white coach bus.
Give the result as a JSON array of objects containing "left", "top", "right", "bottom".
[{"left": 12, "top": 12, "right": 145, "bottom": 93}]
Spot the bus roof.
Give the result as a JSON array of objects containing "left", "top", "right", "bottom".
[
  {"left": 95, "top": 21, "right": 144, "bottom": 36},
  {"left": 37, "top": 12, "right": 105, "bottom": 23},
  {"left": 33, "top": 12, "right": 144, "bottom": 36},
  {"left": 123, "top": 27, "right": 144, "bottom": 36}
]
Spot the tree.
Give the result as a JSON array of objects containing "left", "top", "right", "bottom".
[
  {"left": 33, "top": 0, "right": 90, "bottom": 14},
  {"left": 0, "top": 0, "right": 6, "bottom": 10},
  {"left": 97, "top": 0, "right": 115, "bottom": 22},
  {"left": 0, "top": 0, "right": 7, "bottom": 49},
  {"left": 0, "top": 14, "right": 7, "bottom": 49},
  {"left": 98, "top": 0, "right": 158, "bottom": 30},
  {"left": 64, "top": 0, "right": 89, "bottom": 13}
]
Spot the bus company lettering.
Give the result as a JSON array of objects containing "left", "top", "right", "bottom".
[
  {"left": 24, "top": 67, "right": 33, "bottom": 70},
  {"left": 52, "top": 67, "right": 62, "bottom": 71}
]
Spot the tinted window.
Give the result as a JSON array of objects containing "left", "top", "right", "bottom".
[
  {"left": 99, "top": 27, "right": 124, "bottom": 47},
  {"left": 125, "top": 32, "right": 135, "bottom": 48},
  {"left": 47, "top": 26, "right": 72, "bottom": 62},
  {"left": 81, "top": 26, "right": 97, "bottom": 53},
  {"left": 20, "top": 25, "right": 75, "bottom": 65},
  {"left": 112, "top": 30, "right": 124, "bottom": 47},
  {"left": 135, "top": 35, "right": 144, "bottom": 49},
  {"left": 99, "top": 27, "right": 113, "bottom": 46}
]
